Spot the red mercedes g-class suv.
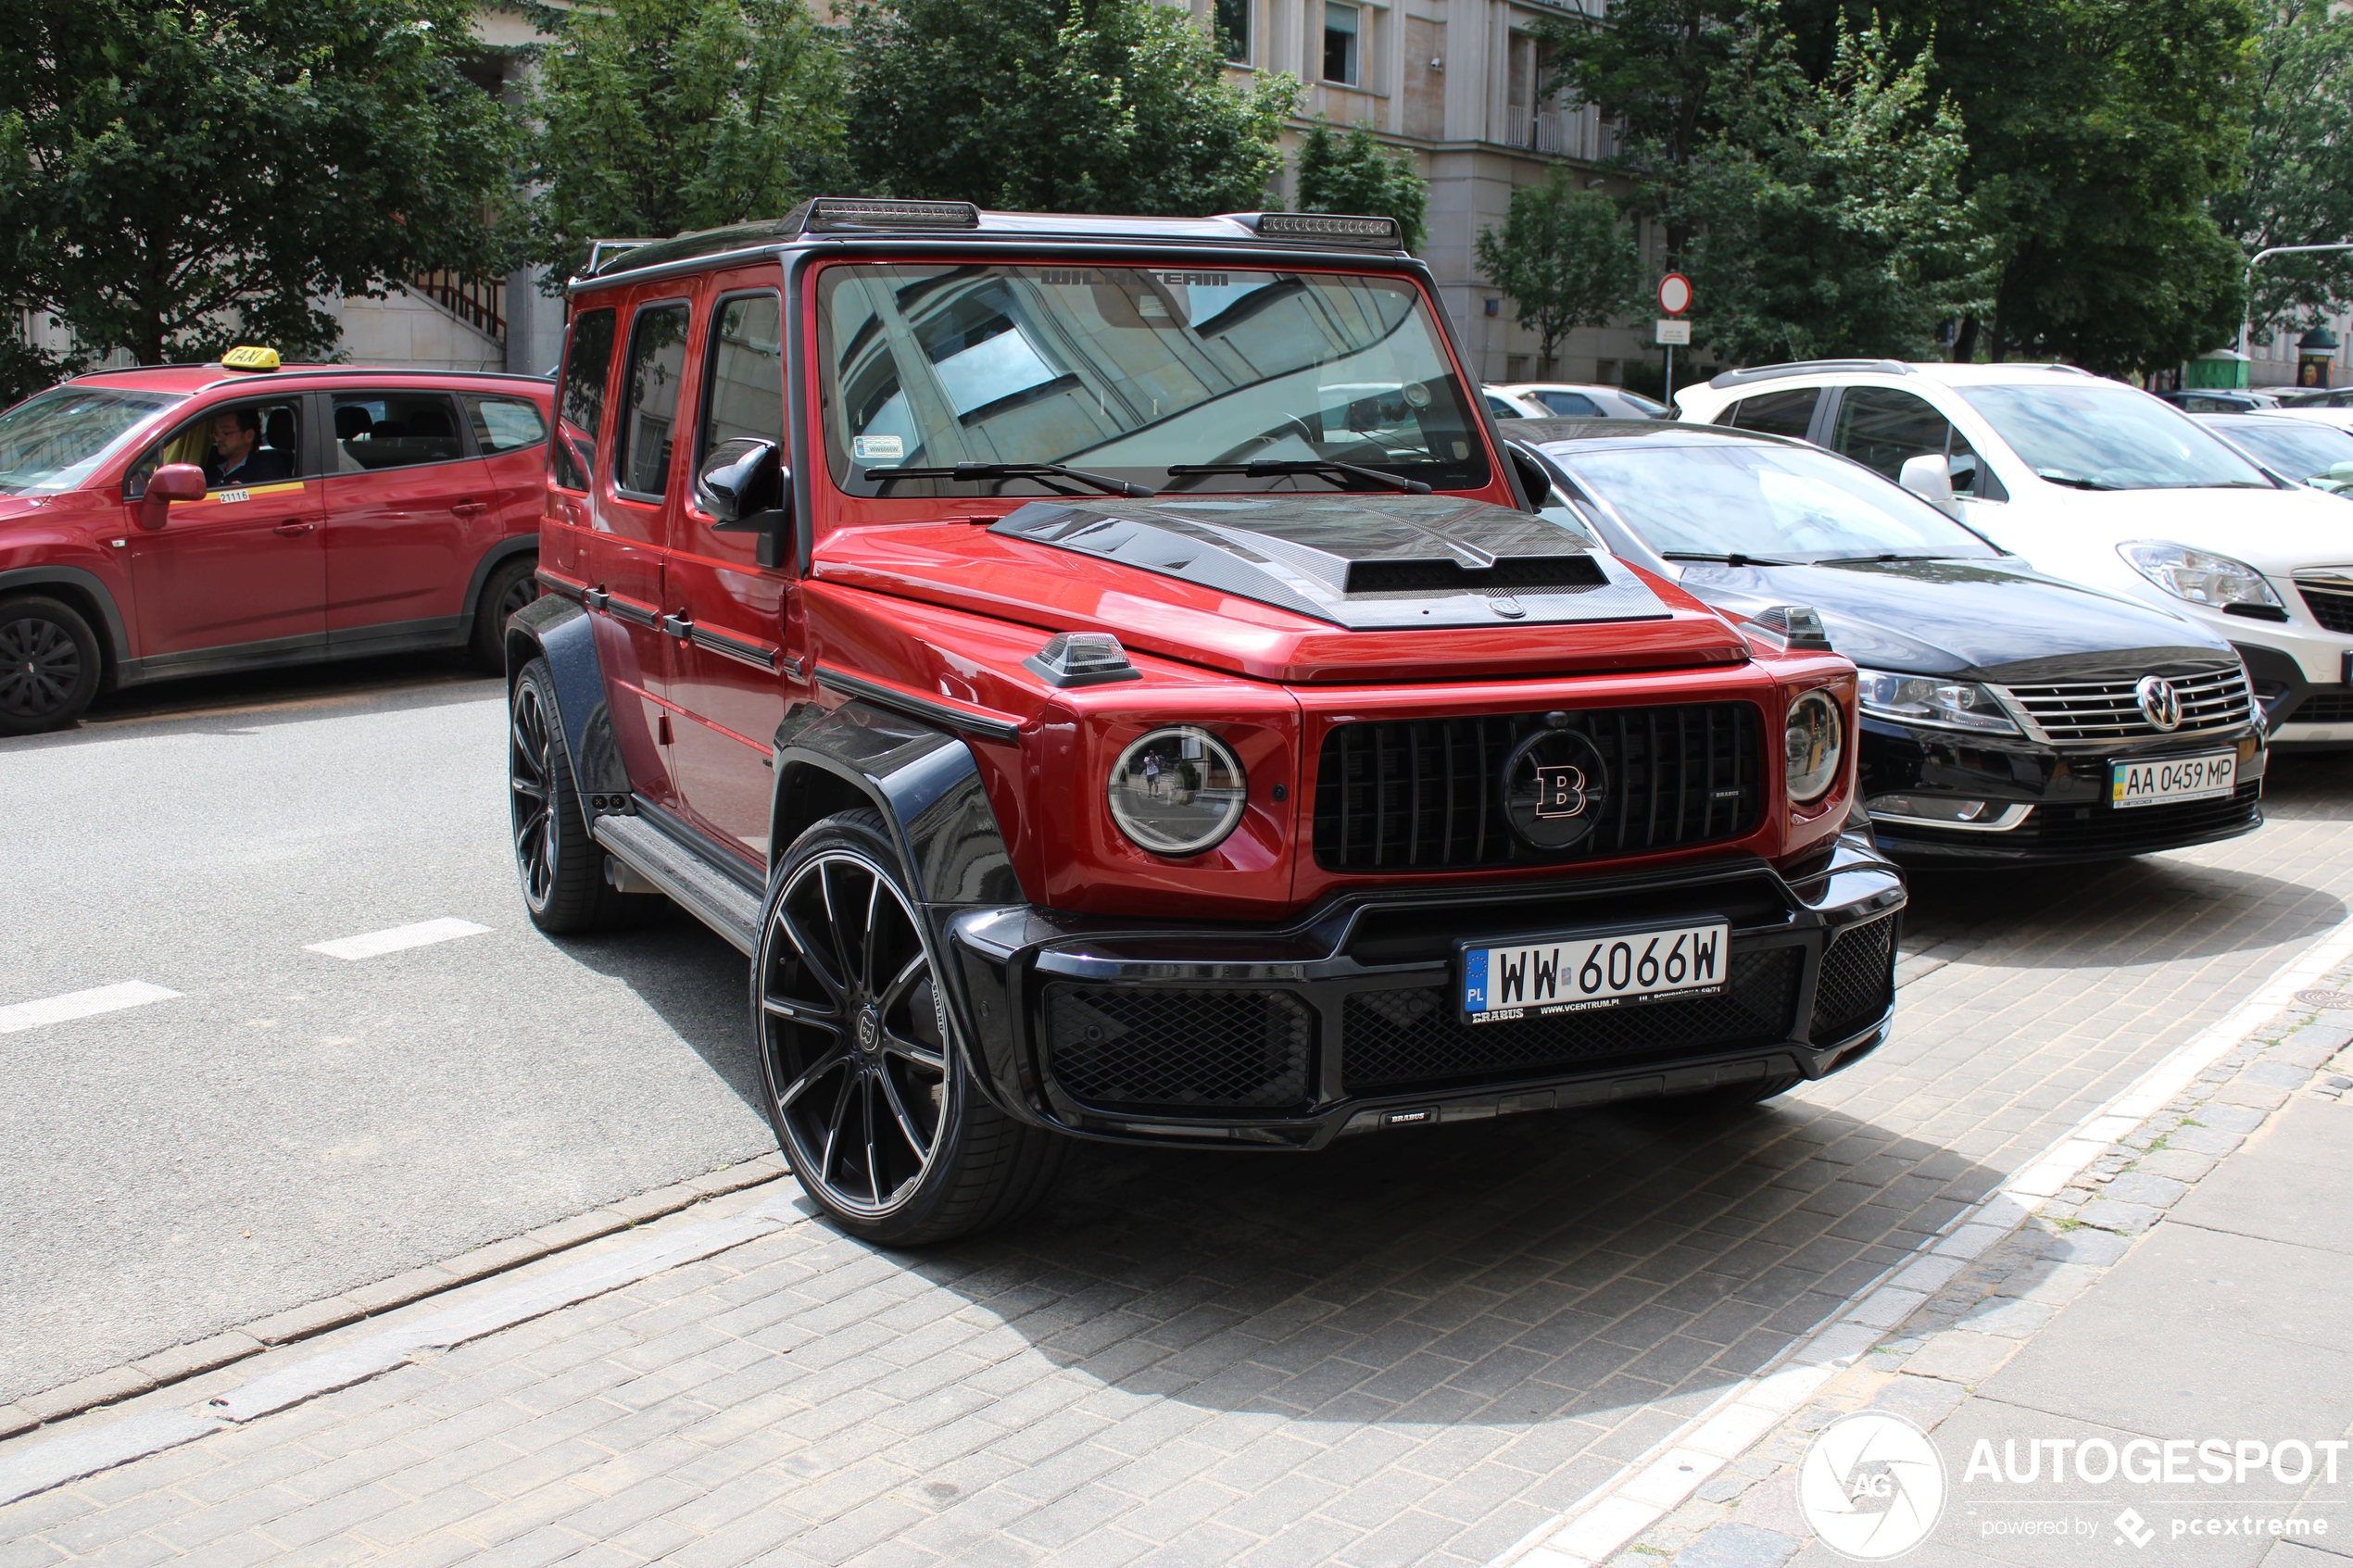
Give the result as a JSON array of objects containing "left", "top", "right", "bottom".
[{"left": 507, "top": 199, "right": 1904, "bottom": 1245}]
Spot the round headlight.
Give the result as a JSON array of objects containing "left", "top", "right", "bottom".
[
  {"left": 1107, "top": 727, "right": 1249, "bottom": 857},
  {"left": 1785, "top": 690, "right": 1844, "bottom": 804}
]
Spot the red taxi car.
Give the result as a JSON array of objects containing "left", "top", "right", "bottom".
[{"left": 0, "top": 351, "right": 554, "bottom": 734}]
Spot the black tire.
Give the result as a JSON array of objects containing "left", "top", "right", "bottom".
[
  {"left": 509, "top": 658, "right": 648, "bottom": 933},
  {"left": 472, "top": 555, "right": 541, "bottom": 672},
  {"left": 753, "top": 809, "right": 1066, "bottom": 1246},
  {"left": 0, "top": 595, "right": 103, "bottom": 736}
]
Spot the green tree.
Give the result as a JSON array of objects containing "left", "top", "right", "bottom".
[
  {"left": 1294, "top": 118, "right": 1428, "bottom": 253},
  {"left": 2208, "top": 0, "right": 2353, "bottom": 343},
  {"left": 1474, "top": 169, "right": 1642, "bottom": 375},
  {"left": 522, "top": 0, "right": 848, "bottom": 276},
  {"left": 1668, "top": 19, "right": 1992, "bottom": 363},
  {"left": 0, "top": 0, "right": 519, "bottom": 369},
  {"left": 845, "top": 0, "right": 1298, "bottom": 215}
]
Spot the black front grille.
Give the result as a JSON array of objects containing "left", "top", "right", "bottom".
[
  {"left": 1812, "top": 915, "right": 1897, "bottom": 1044},
  {"left": 2298, "top": 583, "right": 2353, "bottom": 634},
  {"left": 1314, "top": 703, "right": 1763, "bottom": 872},
  {"left": 1340, "top": 947, "right": 1802, "bottom": 1094},
  {"left": 1046, "top": 986, "right": 1312, "bottom": 1114},
  {"left": 2018, "top": 780, "right": 2260, "bottom": 857},
  {"left": 2294, "top": 693, "right": 2353, "bottom": 724}
]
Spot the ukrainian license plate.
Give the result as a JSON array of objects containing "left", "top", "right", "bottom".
[
  {"left": 1459, "top": 921, "right": 1730, "bottom": 1024},
  {"left": 2109, "top": 751, "right": 2236, "bottom": 810}
]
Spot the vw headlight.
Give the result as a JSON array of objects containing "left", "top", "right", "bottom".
[
  {"left": 2118, "top": 542, "right": 2284, "bottom": 610},
  {"left": 1856, "top": 671, "right": 2020, "bottom": 734},
  {"left": 1107, "top": 727, "right": 1248, "bottom": 856},
  {"left": 1785, "top": 690, "right": 1844, "bottom": 804}
]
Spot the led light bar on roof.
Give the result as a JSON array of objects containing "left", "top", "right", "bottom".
[
  {"left": 807, "top": 198, "right": 981, "bottom": 232},
  {"left": 1249, "top": 212, "right": 1403, "bottom": 247}
]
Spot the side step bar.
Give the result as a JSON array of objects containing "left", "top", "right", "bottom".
[{"left": 593, "top": 810, "right": 764, "bottom": 954}]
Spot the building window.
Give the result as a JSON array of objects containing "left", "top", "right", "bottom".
[
  {"left": 1324, "top": 2, "right": 1360, "bottom": 86},
  {"left": 1215, "top": 0, "right": 1250, "bottom": 63}
]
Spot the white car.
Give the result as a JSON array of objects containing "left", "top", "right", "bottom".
[
  {"left": 1674, "top": 361, "right": 2353, "bottom": 747},
  {"left": 1488, "top": 383, "right": 1669, "bottom": 420}
]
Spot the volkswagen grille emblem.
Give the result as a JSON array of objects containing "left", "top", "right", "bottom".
[
  {"left": 2135, "top": 674, "right": 2183, "bottom": 732},
  {"left": 1502, "top": 727, "right": 1611, "bottom": 849}
]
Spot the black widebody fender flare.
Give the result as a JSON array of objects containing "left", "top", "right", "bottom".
[
  {"left": 770, "top": 699, "right": 1031, "bottom": 1118},
  {"left": 503, "top": 592, "right": 633, "bottom": 801}
]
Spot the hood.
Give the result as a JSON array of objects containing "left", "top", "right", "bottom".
[
  {"left": 1672, "top": 557, "right": 2235, "bottom": 682},
  {"left": 2043, "top": 483, "right": 2353, "bottom": 570},
  {"left": 988, "top": 494, "right": 1670, "bottom": 630}
]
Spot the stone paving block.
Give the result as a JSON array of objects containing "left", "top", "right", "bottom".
[
  {"left": 1904, "top": 1330, "right": 2022, "bottom": 1386},
  {"left": 2077, "top": 1198, "right": 2163, "bottom": 1234}
]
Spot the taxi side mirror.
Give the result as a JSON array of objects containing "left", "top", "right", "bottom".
[
  {"left": 697, "top": 438, "right": 794, "bottom": 569},
  {"left": 137, "top": 464, "right": 208, "bottom": 530}
]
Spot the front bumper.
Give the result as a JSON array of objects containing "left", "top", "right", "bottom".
[
  {"left": 935, "top": 834, "right": 1905, "bottom": 1149},
  {"left": 2236, "top": 642, "right": 2353, "bottom": 750},
  {"left": 1858, "top": 720, "right": 2266, "bottom": 865}
]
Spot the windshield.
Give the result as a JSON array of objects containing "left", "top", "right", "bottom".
[
  {"left": 1557, "top": 441, "right": 2000, "bottom": 563},
  {"left": 817, "top": 264, "right": 1488, "bottom": 495},
  {"left": 0, "top": 385, "right": 182, "bottom": 495},
  {"left": 1958, "top": 383, "right": 2272, "bottom": 491},
  {"left": 2208, "top": 418, "right": 2353, "bottom": 490}
]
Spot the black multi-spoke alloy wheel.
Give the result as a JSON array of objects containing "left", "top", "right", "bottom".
[
  {"left": 755, "top": 809, "right": 1065, "bottom": 1245},
  {"left": 0, "top": 596, "right": 102, "bottom": 736},
  {"left": 472, "top": 555, "right": 541, "bottom": 671},
  {"left": 509, "top": 658, "right": 650, "bottom": 932}
]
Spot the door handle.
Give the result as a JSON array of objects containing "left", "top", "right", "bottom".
[
  {"left": 273, "top": 521, "right": 316, "bottom": 536},
  {"left": 451, "top": 501, "right": 489, "bottom": 518}
]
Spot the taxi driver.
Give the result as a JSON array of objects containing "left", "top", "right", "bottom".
[{"left": 204, "top": 408, "right": 296, "bottom": 488}]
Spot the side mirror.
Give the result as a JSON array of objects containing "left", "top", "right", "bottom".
[
  {"left": 695, "top": 438, "right": 793, "bottom": 569},
  {"left": 1899, "top": 453, "right": 1957, "bottom": 515},
  {"left": 137, "top": 463, "right": 208, "bottom": 530}
]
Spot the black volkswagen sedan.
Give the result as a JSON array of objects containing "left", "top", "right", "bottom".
[{"left": 1504, "top": 420, "right": 2267, "bottom": 865}]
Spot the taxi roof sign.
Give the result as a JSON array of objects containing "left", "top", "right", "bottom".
[{"left": 220, "top": 345, "right": 281, "bottom": 371}]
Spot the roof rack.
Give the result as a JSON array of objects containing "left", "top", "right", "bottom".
[{"left": 1707, "top": 359, "right": 1912, "bottom": 390}]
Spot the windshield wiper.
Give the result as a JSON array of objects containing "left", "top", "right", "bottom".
[
  {"left": 867, "top": 461, "right": 1155, "bottom": 498},
  {"left": 2034, "top": 470, "right": 2120, "bottom": 491},
  {"left": 1661, "top": 550, "right": 1792, "bottom": 567},
  {"left": 1164, "top": 459, "right": 1432, "bottom": 495}
]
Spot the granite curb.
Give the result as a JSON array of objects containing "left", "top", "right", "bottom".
[{"left": 0, "top": 1153, "right": 790, "bottom": 1443}]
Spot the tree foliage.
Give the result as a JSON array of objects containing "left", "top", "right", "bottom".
[
  {"left": 844, "top": 0, "right": 1297, "bottom": 216},
  {"left": 2208, "top": 0, "right": 2353, "bottom": 343},
  {"left": 1295, "top": 118, "right": 1429, "bottom": 253},
  {"left": 0, "top": 0, "right": 520, "bottom": 368},
  {"left": 1667, "top": 19, "right": 1992, "bottom": 363},
  {"left": 1474, "top": 169, "right": 1642, "bottom": 373},
  {"left": 522, "top": 0, "right": 847, "bottom": 276}
]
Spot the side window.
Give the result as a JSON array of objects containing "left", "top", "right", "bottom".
[
  {"left": 1720, "top": 388, "right": 1820, "bottom": 440},
  {"left": 1484, "top": 394, "right": 1524, "bottom": 420},
  {"left": 700, "top": 292, "right": 785, "bottom": 458},
  {"left": 552, "top": 307, "right": 617, "bottom": 493},
  {"left": 329, "top": 393, "right": 464, "bottom": 472},
  {"left": 465, "top": 395, "right": 547, "bottom": 455},
  {"left": 125, "top": 399, "right": 304, "bottom": 497},
  {"left": 1830, "top": 385, "right": 1990, "bottom": 495},
  {"left": 1535, "top": 390, "right": 1602, "bottom": 418},
  {"left": 616, "top": 301, "right": 692, "bottom": 498}
]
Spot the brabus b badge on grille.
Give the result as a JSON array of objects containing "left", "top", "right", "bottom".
[{"left": 1504, "top": 726, "right": 1611, "bottom": 849}]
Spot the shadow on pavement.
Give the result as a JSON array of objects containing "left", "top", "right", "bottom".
[{"left": 550, "top": 902, "right": 768, "bottom": 1118}]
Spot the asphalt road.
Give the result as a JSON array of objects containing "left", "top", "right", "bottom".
[{"left": 0, "top": 666, "right": 774, "bottom": 1404}]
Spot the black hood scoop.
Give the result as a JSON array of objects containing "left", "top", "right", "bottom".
[{"left": 990, "top": 494, "right": 1671, "bottom": 630}]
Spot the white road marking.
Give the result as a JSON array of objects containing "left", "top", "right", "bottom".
[
  {"left": 306, "top": 919, "right": 491, "bottom": 962},
  {"left": 0, "top": 982, "right": 182, "bottom": 1035}
]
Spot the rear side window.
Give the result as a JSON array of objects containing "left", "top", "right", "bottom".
[
  {"left": 1720, "top": 387, "right": 1819, "bottom": 440},
  {"left": 552, "top": 307, "right": 616, "bottom": 491},
  {"left": 700, "top": 292, "right": 785, "bottom": 458},
  {"left": 331, "top": 393, "right": 464, "bottom": 471},
  {"left": 466, "top": 395, "right": 547, "bottom": 455},
  {"left": 616, "top": 301, "right": 692, "bottom": 497},
  {"left": 1534, "top": 390, "right": 1601, "bottom": 417}
]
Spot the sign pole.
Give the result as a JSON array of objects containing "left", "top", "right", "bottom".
[{"left": 1655, "top": 272, "right": 1692, "bottom": 410}]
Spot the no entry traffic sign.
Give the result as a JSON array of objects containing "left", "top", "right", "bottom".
[{"left": 1658, "top": 272, "right": 1692, "bottom": 316}]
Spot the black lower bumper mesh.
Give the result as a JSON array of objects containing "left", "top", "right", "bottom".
[
  {"left": 1046, "top": 986, "right": 1313, "bottom": 1113},
  {"left": 1340, "top": 947, "right": 1804, "bottom": 1096},
  {"left": 1810, "top": 914, "right": 1897, "bottom": 1044}
]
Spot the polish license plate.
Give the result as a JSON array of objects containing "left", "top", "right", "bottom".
[
  {"left": 1459, "top": 921, "right": 1730, "bottom": 1024},
  {"left": 2109, "top": 751, "right": 2236, "bottom": 810}
]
